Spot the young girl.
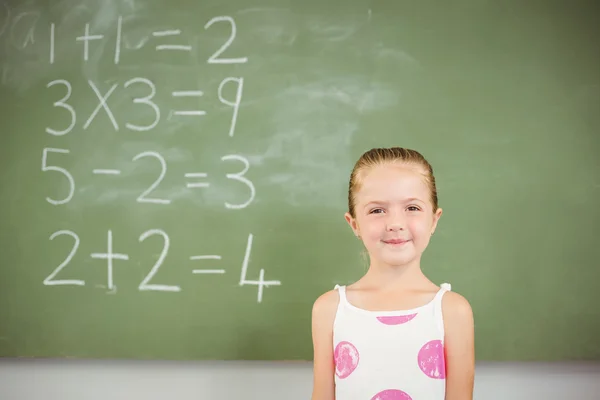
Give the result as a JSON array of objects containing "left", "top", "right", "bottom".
[{"left": 311, "top": 147, "right": 475, "bottom": 400}]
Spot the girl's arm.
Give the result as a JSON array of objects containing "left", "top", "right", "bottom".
[
  {"left": 443, "top": 292, "right": 475, "bottom": 400},
  {"left": 311, "top": 290, "right": 338, "bottom": 400}
]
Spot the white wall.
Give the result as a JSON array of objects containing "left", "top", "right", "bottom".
[{"left": 1, "top": 359, "right": 599, "bottom": 399}]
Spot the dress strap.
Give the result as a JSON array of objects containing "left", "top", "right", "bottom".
[
  {"left": 434, "top": 282, "right": 451, "bottom": 338},
  {"left": 432, "top": 282, "right": 451, "bottom": 304},
  {"left": 334, "top": 284, "right": 348, "bottom": 304}
]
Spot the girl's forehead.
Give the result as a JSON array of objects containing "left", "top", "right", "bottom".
[{"left": 356, "top": 164, "right": 430, "bottom": 198}]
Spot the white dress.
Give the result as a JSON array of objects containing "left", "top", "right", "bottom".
[{"left": 332, "top": 283, "right": 451, "bottom": 400}]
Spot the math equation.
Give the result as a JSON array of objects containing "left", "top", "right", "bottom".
[{"left": 38, "top": 13, "right": 281, "bottom": 303}]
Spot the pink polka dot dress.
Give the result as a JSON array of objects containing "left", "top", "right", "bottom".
[{"left": 332, "top": 283, "right": 451, "bottom": 400}]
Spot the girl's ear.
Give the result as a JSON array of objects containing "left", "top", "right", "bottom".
[
  {"left": 431, "top": 207, "right": 443, "bottom": 235},
  {"left": 344, "top": 212, "right": 360, "bottom": 238}
]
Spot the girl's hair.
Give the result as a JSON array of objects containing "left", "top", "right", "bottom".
[{"left": 347, "top": 147, "right": 439, "bottom": 217}]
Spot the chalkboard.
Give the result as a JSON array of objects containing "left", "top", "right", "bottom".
[{"left": 0, "top": 0, "right": 598, "bottom": 361}]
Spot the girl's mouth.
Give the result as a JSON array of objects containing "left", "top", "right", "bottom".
[{"left": 383, "top": 239, "right": 410, "bottom": 245}]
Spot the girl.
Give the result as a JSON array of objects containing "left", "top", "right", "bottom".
[{"left": 311, "top": 147, "right": 475, "bottom": 400}]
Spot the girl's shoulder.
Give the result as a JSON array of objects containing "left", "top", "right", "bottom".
[
  {"left": 441, "top": 290, "right": 473, "bottom": 319},
  {"left": 311, "top": 288, "right": 341, "bottom": 325},
  {"left": 313, "top": 288, "right": 340, "bottom": 307}
]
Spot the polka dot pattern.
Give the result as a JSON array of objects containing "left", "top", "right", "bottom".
[
  {"left": 333, "top": 284, "right": 450, "bottom": 398},
  {"left": 376, "top": 313, "right": 417, "bottom": 325},
  {"left": 417, "top": 339, "right": 446, "bottom": 379},
  {"left": 334, "top": 341, "right": 359, "bottom": 379},
  {"left": 370, "top": 389, "right": 413, "bottom": 400}
]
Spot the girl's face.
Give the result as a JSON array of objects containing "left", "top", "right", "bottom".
[{"left": 345, "top": 162, "right": 442, "bottom": 268}]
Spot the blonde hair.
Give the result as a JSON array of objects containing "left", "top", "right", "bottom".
[{"left": 347, "top": 147, "right": 439, "bottom": 217}]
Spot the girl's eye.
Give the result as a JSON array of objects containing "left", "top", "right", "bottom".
[
  {"left": 407, "top": 206, "right": 421, "bottom": 211},
  {"left": 369, "top": 208, "right": 384, "bottom": 214}
]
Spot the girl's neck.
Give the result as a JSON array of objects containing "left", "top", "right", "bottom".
[{"left": 361, "top": 259, "right": 428, "bottom": 291}]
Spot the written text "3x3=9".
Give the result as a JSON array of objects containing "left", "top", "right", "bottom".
[{"left": 44, "top": 76, "right": 244, "bottom": 138}]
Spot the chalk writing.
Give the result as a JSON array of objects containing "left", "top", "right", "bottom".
[
  {"left": 153, "top": 28, "right": 191, "bottom": 51},
  {"left": 172, "top": 89, "right": 206, "bottom": 117},
  {"left": 45, "top": 79, "right": 75, "bottom": 136},
  {"left": 222, "top": 154, "right": 255, "bottom": 209},
  {"left": 42, "top": 147, "right": 74, "bottom": 205},
  {"left": 138, "top": 229, "right": 180, "bottom": 292},
  {"left": 239, "top": 234, "right": 281, "bottom": 303},
  {"left": 43, "top": 229, "right": 275, "bottom": 302},
  {"left": 43, "top": 149, "right": 256, "bottom": 208},
  {"left": 218, "top": 77, "right": 244, "bottom": 137},
  {"left": 93, "top": 169, "right": 121, "bottom": 175},
  {"left": 125, "top": 77, "right": 160, "bottom": 131},
  {"left": 132, "top": 151, "right": 170, "bottom": 205},
  {"left": 90, "top": 230, "right": 130, "bottom": 291},
  {"left": 9, "top": 11, "right": 39, "bottom": 50},
  {"left": 49, "top": 23, "right": 54, "bottom": 64},
  {"left": 43, "top": 230, "right": 82, "bottom": 286},
  {"left": 114, "top": 16, "right": 122, "bottom": 64},
  {"left": 76, "top": 23, "right": 104, "bottom": 62},
  {"left": 44, "top": 76, "right": 244, "bottom": 133},
  {"left": 84, "top": 81, "right": 119, "bottom": 130},
  {"left": 173, "top": 110, "right": 206, "bottom": 117},
  {"left": 185, "top": 172, "right": 209, "bottom": 189},
  {"left": 191, "top": 255, "right": 225, "bottom": 275},
  {"left": 40, "top": 13, "right": 278, "bottom": 303},
  {"left": 204, "top": 16, "right": 248, "bottom": 64}
]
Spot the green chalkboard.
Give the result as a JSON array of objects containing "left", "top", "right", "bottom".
[{"left": 0, "top": 0, "right": 599, "bottom": 361}]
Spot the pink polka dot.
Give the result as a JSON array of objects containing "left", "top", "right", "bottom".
[
  {"left": 417, "top": 339, "right": 446, "bottom": 379},
  {"left": 376, "top": 313, "right": 417, "bottom": 325},
  {"left": 334, "top": 341, "right": 359, "bottom": 379},
  {"left": 370, "top": 389, "right": 413, "bottom": 400}
]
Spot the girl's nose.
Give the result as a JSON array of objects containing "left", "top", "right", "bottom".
[{"left": 386, "top": 221, "right": 404, "bottom": 231}]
